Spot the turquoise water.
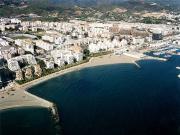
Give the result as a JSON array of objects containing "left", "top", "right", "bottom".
[{"left": 1, "top": 56, "right": 180, "bottom": 135}]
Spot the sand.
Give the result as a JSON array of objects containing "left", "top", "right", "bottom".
[
  {"left": 19, "top": 54, "right": 138, "bottom": 90},
  {"left": 0, "top": 54, "right": 139, "bottom": 110}
]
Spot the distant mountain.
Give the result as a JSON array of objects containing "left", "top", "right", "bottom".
[
  {"left": 2, "top": 0, "right": 180, "bottom": 7},
  {"left": 0, "top": 0, "right": 3, "bottom": 3},
  {"left": 50, "top": 0, "right": 130, "bottom": 6},
  {"left": 50, "top": 0, "right": 180, "bottom": 6},
  {"left": 1, "top": 0, "right": 180, "bottom": 12}
]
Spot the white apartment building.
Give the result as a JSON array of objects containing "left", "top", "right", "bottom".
[
  {"left": 44, "top": 59, "right": 55, "bottom": 69},
  {"left": 73, "top": 52, "right": 83, "bottom": 62},
  {"left": 0, "top": 24, "right": 5, "bottom": 32},
  {"left": 54, "top": 58, "right": 65, "bottom": 67},
  {"left": 173, "top": 40, "right": 180, "bottom": 45},
  {"left": 7, "top": 59, "right": 20, "bottom": 71},
  {"left": 132, "top": 37, "right": 145, "bottom": 46},
  {"left": 7, "top": 54, "right": 37, "bottom": 71},
  {"left": 35, "top": 40, "right": 54, "bottom": 51},
  {"left": 0, "top": 46, "right": 17, "bottom": 60},
  {"left": 88, "top": 43, "right": 99, "bottom": 53},
  {"left": 0, "top": 38, "right": 9, "bottom": 46},
  {"left": 15, "top": 39, "right": 34, "bottom": 54},
  {"left": 42, "top": 35, "right": 55, "bottom": 43},
  {"left": 51, "top": 49, "right": 63, "bottom": 59},
  {"left": 64, "top": 53, "right": 74, "bottom": 64},
  {"left": 10, "top": 18, "right": 21, "bottom": 24},
  {"left": 42, "top": 33, "right": 63, "bottom": 45}
]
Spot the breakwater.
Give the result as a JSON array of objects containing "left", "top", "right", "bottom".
[{"left": 0, "top": 88, "right": 62, "bottom": 135}]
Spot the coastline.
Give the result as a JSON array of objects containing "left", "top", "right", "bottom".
[
  {"left": 0, "top": 54, "right": 138, "bottom": 110},
  {"left": 19, "top": 54, "right": 139, "bottom": 90},
  {"left": 0, "top": 53, "right": 165, "bottom": 111}
]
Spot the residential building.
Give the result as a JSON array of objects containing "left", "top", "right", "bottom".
[{"left": 35, "top": 40, "right": 54, "bottom": 51}]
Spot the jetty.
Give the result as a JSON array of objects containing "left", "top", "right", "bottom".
[
  {"left": 132, "top": 60, "right": 141, "bottom": 68},
  {"left": 0, "top": 87, "right": 60, "bottom": 134},
  {"left": 145, "top": 56, "right": 167, "bottom": 61}
]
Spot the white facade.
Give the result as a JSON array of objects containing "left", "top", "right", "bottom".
[
  {"left": 42, "top": 35, "right": 55, "bottom": 43},
  {"left": 73, "top": 52, "right": 83, "bottom": 62},
  {"left": 51, "top": 50, "right": 63, "bottom": 58},
  {"left": 54, "top": 58, "right": 64, "bottom": 67},
  {"left": 10, "top": 18, "right": 21, "bottom": 24},
  {"left": 45, "top": 60, "right": 54, "bottom": 69},
  {"left": 88, "top": 43, "right": 99, "bottom": 53},
  {"left": 173, "top": 40, "right": 180, "bottom": 46},
  {"left": 0, "top": 25, "right": 5, "bottom": 32},
  {"left": 0, "top": 46, "right": 17, "bottom": 60},
  {"left": 15, "top": 39, "right": 34, "bottom": 54},
  {"left": 64, "top": 53, "right": 74, "bottom": 64},
  {"left": 0, "top": 38, "right": 9, "bottom": 46},
  {"left": 7, "top": 59, "right": 20, "bottom": 71},
  {"left": 35, "top": 40, "right": 54, "bottom": 51},
  {"left": 132, "top": 37, "right": 145, "bottom": 45},
  {"left": 7, "top": 54, "right": 37, "bottom": 71}
]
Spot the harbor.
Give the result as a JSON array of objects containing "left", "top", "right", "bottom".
[{"left": 146, "top": 42, "right": 180, "bottom": 60}]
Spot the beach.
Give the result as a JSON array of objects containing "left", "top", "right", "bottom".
[
  {"left": 20, "top": 54, "right": 139, "bottom": 89},
  {"left": 0, "top": 54, "right": 139, "bottom": 110}
]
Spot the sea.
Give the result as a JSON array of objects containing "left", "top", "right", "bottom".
[{"left": 1, "top": 55, "right": 180, "bottom": 135}]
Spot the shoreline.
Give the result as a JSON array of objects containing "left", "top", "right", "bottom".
[
  {"left": 20, "top": 54, "right": 139, "bottom": 90},
  {"left": 0, "top": 54, "right": 165, "bottom": 111}
]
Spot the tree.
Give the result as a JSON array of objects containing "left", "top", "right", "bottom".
[
  {"left": 18, "top": 59, "right": 29, "bottom": 68},
  {"left": 84, "top": 32, "right": 88, "bottom": 38},
  {"left": 64, "top": 61, "right": 68, "bottom": 65},
  {"left": 83, "top": 49, "right": 90, "bottom": 57},
  {"left": 73, "top": 58, "right": 77, "bottom": 63},
  {"left": 37, "top": 59, "right": 46, "bottom": 69}
]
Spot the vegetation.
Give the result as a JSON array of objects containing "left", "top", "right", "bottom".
[
  {"left": 0, "top": 0, "right": 177, "bottom": 22},
  {"left": 15, "top": 51, "right": 112, "bottom": 85},
  {"left": 15, "top": 57, "right": 90, "bottom": 85},
  {"left": 83, "top": 49, "right": 90, "bottom": 59},
  {"left": 90, "top": 51, "right": 112, "bottom": 57},
  {"left": 142, "top": 17, "right": 164, "bottom": 24}
]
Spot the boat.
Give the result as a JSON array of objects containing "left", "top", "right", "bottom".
[
  {"left": 178, "top": 74, "right": 180, "bottom": 78},
  {"left": 176, "top": 67, "right": 180, "bottom": 70},
  {"left": 153, "top": 52, "right": 161, "bottom": 56},
  {"left": 164, "top": 54, "right": 172, "bottom": 58}
]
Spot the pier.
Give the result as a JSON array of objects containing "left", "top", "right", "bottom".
[
  {"left": 145, "top": 56, "right": 167, "bottom": 61},
  {"left": 132, "top": 61, "right": 141, "bottom": 68}
]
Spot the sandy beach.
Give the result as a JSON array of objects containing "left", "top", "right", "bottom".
[
  {"left": 19, "top": 54, "right": 139, "bottom": 90},
  {"left": 0, "top": 54, "right": 139, "bottom": 110}
]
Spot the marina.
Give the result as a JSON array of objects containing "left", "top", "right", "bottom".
[{"left": 146, "top": 42, "right": 180, "bottom": 60}]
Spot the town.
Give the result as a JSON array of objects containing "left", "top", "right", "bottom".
[{"left": 0, "top": 17, "right": 180, "bottom": 91}]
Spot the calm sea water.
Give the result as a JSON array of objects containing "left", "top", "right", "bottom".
[
  {"left": 1, "top": 56, "right": 180, "bottom": 135},
  {"left": 0, "top": 107, "right": 56, "bottom": 135}
]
